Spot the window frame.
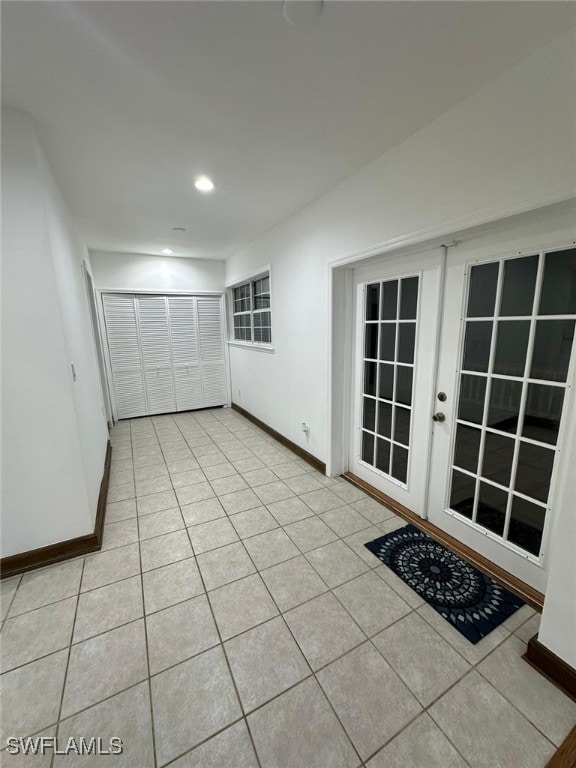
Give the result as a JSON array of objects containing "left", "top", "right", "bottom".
[{"left": 228, "top": 269, "right": 273, "bottom": 350}]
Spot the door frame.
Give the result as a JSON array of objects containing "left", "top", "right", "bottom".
[{"left": 95, "top": 289, "right": 231, "bottom": 422}]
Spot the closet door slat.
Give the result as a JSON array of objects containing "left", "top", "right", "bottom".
[
  {"left": 137, "top": 296, "right": 177, "bottom": 414},
  {"left": 167, "top": 296, "right": 204, "bottom": 411},
  {"left": 197, "top": 296, "right": 228, "bottom": 407}
]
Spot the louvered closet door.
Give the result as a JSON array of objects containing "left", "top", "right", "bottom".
[
  {"left": 167, "top": 296, "right": 204, "bottom": 411},
  {"left": 197, "top": 296, "right": 228, "bottom": 407},
  {"left": 136, "top": 296, "right": 177, "bottom": 415},
  {"left": 102, "top": 295, "right": 147, "bottom": 419}
]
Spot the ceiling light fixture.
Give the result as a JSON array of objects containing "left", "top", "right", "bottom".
[
  {"left": 194, "top": 175, "right": 215, "bottom": 193},
  {"left": 172, "top": 227, "right": 186, "bottom": 232},
  {"left": 161, "top": 248, "right": 174, "bottom": 255}
]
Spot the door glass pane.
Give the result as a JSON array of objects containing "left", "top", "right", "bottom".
[
  {"left": 481, "top": 432, "right": 514, "bottom": 486},
  {"left": 364, "top": 362, "right": 377, "bottom": 397},
  {"left": 500, "top": 255, "right": 538, "bottom": 316},
  {"left": 449, "top": 470, "right": 475, "bottom": 518},
  {"left": 379, "top": 324, "right": 395, "bottom": 361},
  {"left": 399, "top": 277, "right": 418, "bottom": 320},
  {"left": 453, "top": 425, "right": 481, "bottom": 474},
  {"left": 530, "top": 320, "right": 575, "bottom": 382},
  {"left": 493, "top": 321, "right": 530, "bottom": 377},
  {"left": 522, "top": 384, "right": 564, "bottom": 446},
  {"left": 394, "top": 406, "right": 411, "bottom": 445},
  {"left": 514, "top": 442, "right": 554, "bottom": 505},
  {"left": 508, "top": 496, "right": 545, "bottom": 556},
  {"left": 381, "top": 281, "right": 398, "bottom": 320},
  {"left": 396, "top": 367, "right": 413, "bottom": 406},
  {"left": 487, "top": 379, "right": 522, "bottom": 433},
  {"left": 362, "top": 431, "right": 374, "bottom": 464},
  {"left": 365, "top": 323, "right": 378, "bottom": 359},
  {"left": 467, "top": 262, "right": 499, "bottom": 318},
  {"left": 377, "top": 401, "right": 392, "bottom": 438},
  {"left": 378, "top": 363, "right": 394, "bottom": 400},
  {"left": 457, "top": 374, "right": 486, "bottom": 424},
  {"left": 363, "top": 397, "right": 376, "bottom": 433},
  {"left": 398, "top": 323, "right": 416, "bottom": 364},
  {"left": 375, "top": 438, "right": 391, "bottom": 473},
  {"left": 477, "top": 482, "right": 508, "bottom": 536},
  {"left": 539, "top": 249, "right": 576, "bottom": 315},
  {"left": 391, "top": 445, "right": 408, "bottom": 484},
  {"left": 366, "top": 284, "right": 379, "bottom": 320},
  {"left": 463, "top": 322, "right": 492, "bottom": 372}
]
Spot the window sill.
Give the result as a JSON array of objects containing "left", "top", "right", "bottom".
[{"left": 228, "top": 341, "right": 275, "bottom": 354}]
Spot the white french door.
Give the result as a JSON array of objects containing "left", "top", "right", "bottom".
[
  {"left": 428, "top": 241, "right": 576, "bottom": 591},
  {"left": 350, "top": 249, "right": 443, "bottom": 515},
  {"left": 349, "top": 228, "right": 576, "bottom": 591}
]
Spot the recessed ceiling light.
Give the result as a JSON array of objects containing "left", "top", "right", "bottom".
[
  {"left": 161, "top": 248, "right": 174, "bottom": 255},
  {"left": 172, "top": 227, "right": 186, "bottom": 232},
  {"left": 194, "top": 175, "right": 215, "bottom": 192}
]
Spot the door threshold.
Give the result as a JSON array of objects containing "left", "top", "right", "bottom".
[{"left": 343, "top": 472, "right": 544, "bottom": 612}]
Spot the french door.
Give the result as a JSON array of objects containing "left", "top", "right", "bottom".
[{"left": 351, "top": 238, "right": 576, "bottom": 591}]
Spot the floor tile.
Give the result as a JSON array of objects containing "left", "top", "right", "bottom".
[
  {"left": 284, "top": 592, "right": 365, "bottom": 671},
  {"left": 140, "top": 529, "right": 193, "bottom": 571},
  {"left": 0, "top": 649, "right": 67, "bottom": 743},
  {"left": 367, "top": 713, "right": 468, "bottom": 768},
  {"left": 137, "top": 490, "right": 178, "bottom": 516},
  {"left": 241, "top": 467, "right": 278, "bottom": 487},
  {"left": 267, "top": 496, "right": 315, "bottom": 526},
  {"left": 107, "top": 482, "right": 136, "bottom": 503},
  {"left": 283, "top": 474, "right": 325, "bottom": 494},
  {"left": 197, "top": 541, "right": 256, "bottom": 591},
  {"left": 232, "top": 457, "right": 266, "bottom": 473},
  {"left": 351, "top": 497, "right": 396, "bottom": 524},
  {"left": 261, "top": 555, "right": 328, "bottom": 612},
  {"left": 428, "top": 670, "right": 556, "bottom": 768},
  {"left": 54, "top": 682, "right": 154, "bottom": 767},
  {"left": 0, "top": 597, "right": 76, "bottom": 673},
  {"left": 142, "top": 557, "right": 203, "bottom": 614},
  {"left": 284, "top": 516, "right": 338, "bottom": 553},
  {"left": 247, "top": 677, "right": 358, "bottom": 768},
  {"left": 306, "top": 540, "right": 369, "bottom": 588},
  {"left": 477, "top": 634, "right": 576, "bottom": 746},
  {"left": 225, "top": 616, "right": 310, "bottom": 712},
  {"left": 188, "top": 517, "right": 239, "bottom": 554},
  {"left": 181, "top": 497, "right": 226, "bottom": 527},
  {"left": 211, "top": 474, "right": 249, "bottom": 496},
  {"left": 101, "top": 518, "right": 139, "bottom": 551},
  {"left": 135, "top": 464, "right": 168, "bottom": 482},
  {"left": 320, "top": 506, "right": 373, "bottom": 537},
  {"left": 169, "top": 721, "right": 258, "bottom": 768},
  {"left": 62, "top": 620, "right": 148, "bottom": 718},
  {"left": 219, "top": 488, "right": 262, "bottom": 515},
  {"left": 500, "top": 603, "right": 535, "bottom": 634},
  {"left": 299, "top": 488, "right": 345, "bottom": 514},
  {"left": 106, "top": 498, "right": 137, "bottom": 523},
  {"left": 147, "top": 594, "right": 219, "bottom": 674},
  {"left": 417, "top": 603, "right": 510, "bottom": 665},
  {"left": 8, "top": 560, "right": 82, "bottom": 617},
  {"left": 515, "top": 612, "right": 541, "bottom": 643},
  {"left": 374, "top": 564, "right": 425, "bottom": 609},
  {"left": 229, "top": 506, "right": 278, "bottom": 539},
  {"left": 175, "top": 481, "right": 215, "bottom": 506},
  {"left": 167, "top": 458, "right": 200, "bottom": 475},
  {"left": 330, "top": 483, "right": 367, "bottom": 504},
  {"left": 373, "top": 612, "right": 471, "bottom": 706},
  {"left": 137, "top": 507, "right": 184, "bottom": 540},
  {"left": 270, "top": 461, "right": 308, "bottom": 479},
  {"left": 203, "top": 462, "right": 238, "bottom": 481},
  {"left": 0, "top": 575, "right": 20, "bottom": 620},
  {"left": 253, "top": 480, "right": 294, "bottom": 505},
  {"left": 343, "top": 526, "right": 389, "bottom": 567},
  {"left": 170, "top": 469, "right": 207, "bottom": 489},
  {"left": 135, "top": 474, "right": 173, "bottom": 497},
  {"left": 198, "top": 453, "right": 229, "bottom": 469},
  {"left": 109, "top": 468, "right": 135, "bottom": 487},
  {"left": 208, "top": 574, "right": 278, "bottom": 640},
  {"left": 243, "top": 528, "right": 300, "bottom": 570},
  {"left": 317, "top": 641, "right": 422, "bottom": 760},
  {"left": 73, "top": 575, "right": 143, "bottom": 643},
  {"left": 1, "top": 728, "right": 56, "bottom": 767},
  {"left": 151, "top": 646, "right": 242, "bottom": 767},
  {"left": 334, "top": 571, "right": 412, "bottom": 637}
]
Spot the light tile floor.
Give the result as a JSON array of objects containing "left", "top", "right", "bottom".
[{"left": 1, "top": 408, "right": 575, "bottom": 767}]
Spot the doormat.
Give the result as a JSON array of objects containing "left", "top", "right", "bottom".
[{"left": 364, "top": 524, "right": 524, "bottom": 644}]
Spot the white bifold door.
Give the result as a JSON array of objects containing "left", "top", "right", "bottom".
[{"left": 102, "top": 294, "right": 228, "bottom": 419}]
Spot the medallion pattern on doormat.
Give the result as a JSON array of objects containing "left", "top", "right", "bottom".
[{"left": 365, "top": 524, "right": 524, "bottom": 643}]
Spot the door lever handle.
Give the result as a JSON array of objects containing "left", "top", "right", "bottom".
[{"left": 432, "top": 412, "right": 445, "bottom": 423}]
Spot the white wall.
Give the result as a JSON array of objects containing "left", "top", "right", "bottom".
[
  {"left": 90, "top": 251, "right": 225, "bottom": 293},
  {"left": 1, "top": 108, "right": 108, "bottom": 556},
  {"left": 226, "top": 30, "right": 576, "bottom": 463}
]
